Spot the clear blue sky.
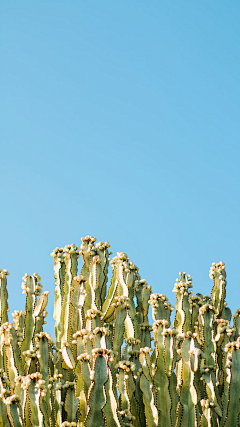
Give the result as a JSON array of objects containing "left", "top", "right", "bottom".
[{"left": 1, "top": 2, "right": 240, "bottom": 336}]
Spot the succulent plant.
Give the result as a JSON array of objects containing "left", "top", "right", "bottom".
[{"left": 0, "top": 236, "right": 239, "bottom": 426}]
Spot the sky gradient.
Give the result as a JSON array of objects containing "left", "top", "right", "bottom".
[{"left": 1, "top": 1, "right": 240, "bottom": 336}]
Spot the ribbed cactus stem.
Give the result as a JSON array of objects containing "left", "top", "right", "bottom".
[
  {"left": 152, "top": 319, "right": 172, "bottom": 427},
  {"left": 210, "top": 262, "right": 227, "bottom": 317},
  {"left": 70, "top": 276, "right": 86, "bottom": 341},
  {"left": 4, "top": 395, "right": 23, "bottom": 427},
  {"left": 220, "top": 338, "right": 240, "bottom": 427},
  {"left": 51, "top": 248, "right": 65, "bottom": 349},
  {"left": 139, "top": 347, "right": 158, "bottom": 427},
  {"left": 95, "top": 241, "right": 110, "bottom": 310},
  {"left": 61, "top": 245, "right": 80, "bottom": 347},
  {"left": 0, "top": 270, "right": 10, "bottom": 327},
  {"left": 233, "top": 308, "right": 240, "bottom": 339},
  {"left": 85, "top": 351, "right": 109, "bottom": 427},
  {"left": 173, "top": 272, "right": 193, "bottom": 336},
  {"left": 21, "top": 274, "right": 41, "bottom": 361},
  {"left": 176, "top": 332, "right": 199, "bottom": 427},
  {"left": 199, "top": 304, "right": 222, "bottom": 417}
]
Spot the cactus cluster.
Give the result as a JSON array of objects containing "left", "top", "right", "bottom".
[{"left": 0, "top": 235, "right": 240, "bottom": 426}]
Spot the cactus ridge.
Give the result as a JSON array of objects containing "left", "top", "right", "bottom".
[{"left": 0, "top": 239, "right": 239, "bottom": 426}]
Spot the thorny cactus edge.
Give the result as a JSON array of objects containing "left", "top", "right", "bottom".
[{"left": 0, "top": 236, "right": 239, "bottom": 427}]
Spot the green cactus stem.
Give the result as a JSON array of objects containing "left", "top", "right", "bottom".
[{"left": 0, "top": 270, "right": 10, "bottom": 327}]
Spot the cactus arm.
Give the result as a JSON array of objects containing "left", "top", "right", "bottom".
[
  {"left": 80, "top": 236, "right": 97, "bottom": 320},
  {"left": 7, "top": 404, "right": 22, "bottom": 427},
  {"left": 127, "top": 376, "right": 140, "bottom": 427},
  {"left": 0, "top": 270, "right": 10, "bottom": 326},
  {"left": 149, "top": 293, "right": 169, "bottom": 322},
  {"left": 200, "top": 399, "right": 218, "bottom": 427},
  {"left": 115, "top": 360, "right": 137, "bottom": 425},
  {"left": 214, "top": 319, "right": 230, "bottom": 398},
  {"left": 134, "top": 280, "right": 145, "bottom": 324},
  {"left": 102, "top": 259, "right": 119, "bottom": 322},
  {"left": 116, "top": 255, "right": 129, "bottom": 297},
  {"left": 138, "top": 323, "right": 152, "bottom": 348},
  {"left": 139, "top": 347, "right": 159, "bottom": 427},
  {"left": 124, "top": 313, "right": 135, "bottom": 341},
  {"left": 80, "top": 236, "right": 96, "bottom": 278},
  {"left": 172, "top": 273, "right": 193, "bottom": 336},
  {"left": 82, "top": 332, "right": 93, "bottom": 369},
  {"left": 51, "top": 248, "right": 66, "bottom": 349},
  {"left": 135, "top": 282, "right": 153, "bottom": 346},
  {"left": 199, "top": 303, "right": 216, "bottom": 368},
  {"left": 89, "top": 256, "right": 102, "bottom": 310},
  {"left": 22, "top": 373, "right": 44, "bottom": 427},
  {"left": 12, "top": 311, "right": 25, "bottom": 349},
  {"left": 199, "top": 304, "right": 222, "bottom": 417},
  {"left": 210, "top": 262, "right": 227, "bottom": 317},
  {"left": 0, "top": 323, "right": 24, "bottom": 394},
  {"left": 4, "top": 396, "right": 23, "bottom": 427},
  {"left": 190, "top": 295, "right": 203, "bottom": 332},
  {"left": 103, "top": 364, "right": 123, "bottom": 427},
  {"left": 233, "top": 308, "right": 240, "bottom": 340},
  {"left": 34, "top": 292, "right": 49, "bottom": 317},
  {"left": 220, "top": 339, "right": 240, "bottom": 427},
  {"left": 95, "top": 242, "right": 110, "bottom": 309},
  {"left": 85, "top": 308, "right": 102, "bottom": 332},
  {"left": 61, "top": 245, "right": 80, "bottom": 347},
  {"left": 21, "top": 275, "right": 38, "bottom": 357},
  {"left": 73, "top": 334, "right": 91, "bottom": 420},
  {"left": 73, "top": 331, "right": 85, "bottom": 359},
  {"left": 62, "top": 343, "right": 76, "bottom": 370},
  {"left": 35, "top": 310, "right": 47, "bottom": 336},
  {"left": 103, "top": 253, "right": 136, "bottom": 324},
  {"left": 152, "top": 320, "right": 172, "bottom": 427},
  {"left": 134, "top": 373, "right": 145, "bottom": 427},
  {"left": 163, "top": 328, "right": 177, "bottom": 377},
  {"left": 122, "top": 340, "right": 144, "bottom": 424},
  {"left": 70, "top": 277, "right": 86, "bottom": 337},
  {"left": 0, "top": 379, "right": 11, "bottom": 427},
  {"left": 116, "top": 359, "right": 140, "bottom": 426},
  {"left": 36, "top": 332, "right": 54, "bottom": 424},
  {"left": 219, "top": 358, "right": 230, "bottom": 427},
  {"left": 85, "top": 353, "right": 108, "bottom": 427},
  {"left": 117, "top": 367, "right": 128, "bottom": 416},
  {"left": 169, "top": 372, "right": 178, "bottom": 427},
  {"left": 139, "top": 373, "right": 158, "bottom": 427},
  {"left": 51, "top": 374, "right": 62, "bottom": 427},
  {"left": 202, "top": 371, "right": 222, "bottom": 418},
  {"left": 29, "top": 383, "right": 43, "bottom": 427},
  {"left": 74, "top": 358, "right": 88, "bottom": 425},
  {"left": 110, "top": 256, "right": 139, "bottom": 340},
  {"left": 81, "top": 356, "right": 91, "bottom": 397},
  {"left": 3, "top": 329, "right": 19, "bottom": 392},
  {"left": 139, "top": 346, "right": 153, "bottom": 383},
  {"left": 64, "top": 384, "right": 79, "bottom": 423},
  {"left": 178, "top": 334, "right": 199, "bottom": 427},
  {"left": 125, "top": 308, "right": 138, "bottom": 344},
  {"left": 141, "top": 283, "right": 152, "bottom": 322}
]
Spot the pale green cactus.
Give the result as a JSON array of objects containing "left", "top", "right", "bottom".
[
  {"left": 0, "top": 270, "right": 10, "bottom": 326},
  {"left": 0, "top": 238, "right": 239, "bottom": 426}
]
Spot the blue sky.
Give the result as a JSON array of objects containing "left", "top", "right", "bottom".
[{"left": 1, "top": 2, "right": 240, "bottom": 336}]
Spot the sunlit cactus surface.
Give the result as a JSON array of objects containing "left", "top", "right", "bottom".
[{"left": 0, "top": 235, "right": 240, "bottom": 427}]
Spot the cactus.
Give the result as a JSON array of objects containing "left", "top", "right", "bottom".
[{"left": 0, "top": 240, "right": 239, "bottom": 426}]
